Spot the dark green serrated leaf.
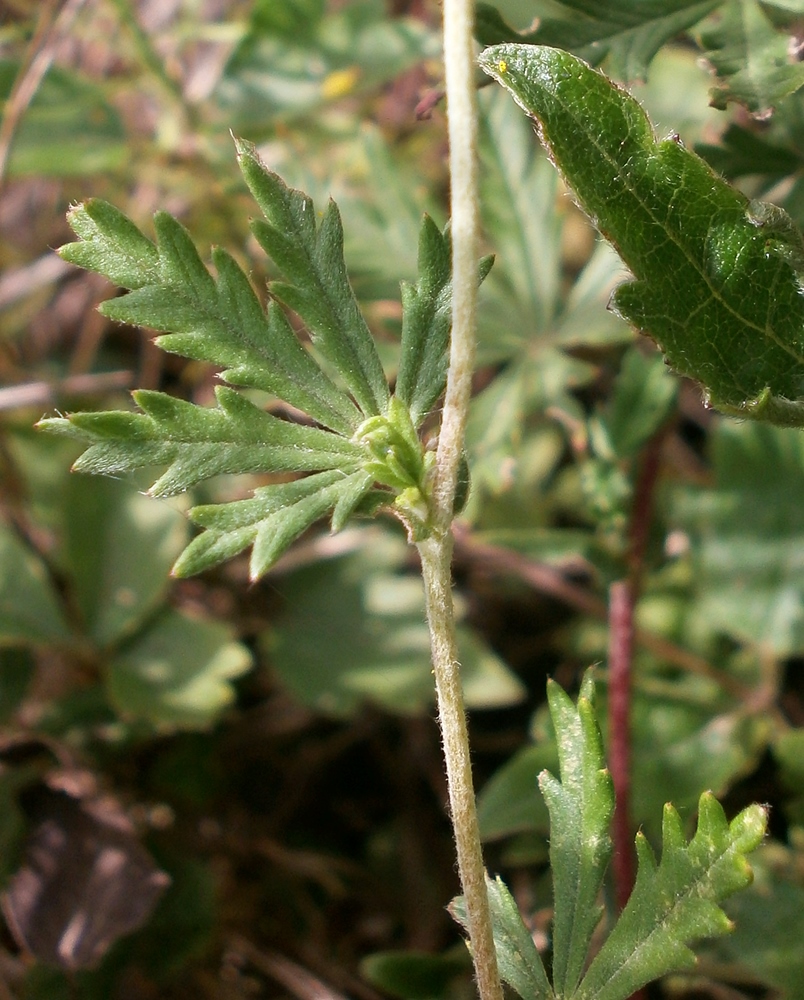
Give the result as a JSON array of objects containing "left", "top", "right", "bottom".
[
  {"left": 236, "top": 137, "right": 390, "bottom": 418},
  {"left": 541, "top": 672, "right": 613, "bottom": 997},
  {"left": 174, "top": 469, "right": 377, "bottom": 579},
  {"left": 38, "top": 387, "right": 362, "bottom": 498},
  {"left": 577, "top": 794, "right": 767, "bottom": 1000},
  {"left": 479, "top": 44, "right": 804, "bottom": 425},
  {"left": 697, "top": 0, "right": 804, "bottom": 113},
  {"left": 475, "top": 1, "right": 718, "bottom": 80}
]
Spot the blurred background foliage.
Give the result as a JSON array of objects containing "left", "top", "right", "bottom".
[{"left": 0, "top": 0, "right": 803, "bottom": 997}]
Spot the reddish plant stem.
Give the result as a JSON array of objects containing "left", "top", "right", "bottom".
[
  {"left": 608, "top": 578, "right": 636, "bottom": 912},
  {"left": 608, "top": 433, "right": 666, "bottom": 1000},
  {"left": 608, "top": 430, "right": 666, "bottom": 912},
  {"left": 451, "top": 524, "right": 750, "bottom": 701}
]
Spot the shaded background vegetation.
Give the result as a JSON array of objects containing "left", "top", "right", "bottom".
[{"left": 1, "top": 1, "right": 803, "bottom": 997}]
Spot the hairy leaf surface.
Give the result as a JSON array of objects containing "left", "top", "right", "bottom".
[
  {"left": 175, "top": 470, "right": 379, "bottom": 580},
  {"left": 59, "top": 199, "right": 360, "bottom": 434},
  {"left": 236, "top": 137, "right": 390, "bottom": 418},
  {"left": 40, "top": 146, "right": 470, "bottom": 576},
  {"left": 541, "top": 673, "right": 613, "bottom": 996},
  {"left": 396, "top": 218, "right": 492, "bottom": 425},
  {"left": 451, "top": 875, "right": 551, "bottom": 1000},
  {"left": 452, "top": 674, "right": 765, "bottom": 1000},
  {"left": 577, "top": 795, "right": 767, "bottom": 1000},
  {"left": 479, "top": 44, "right": 804, "bottom": 425},
  {"left": 42, "top": 387, "right": 363, "bottom": 498}
]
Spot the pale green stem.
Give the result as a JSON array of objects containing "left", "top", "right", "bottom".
[{"left": 416, "top": 4, "right": 503, "bottom": 1000}]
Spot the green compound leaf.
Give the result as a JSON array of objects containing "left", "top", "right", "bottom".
[
  {"left": 474, "top": 1, "right": 719, "bottom": 81},
  {"left": 40, "top": 386, "right": 363, "bottom": 498},
  {"left": 59, "top": 200, "right": 360, "bottom": 435},
  {"left": 40, "top": 145, "right": 477, "bottom": 577},
  {"left": 174, "top": 470, "right": 379, "bottom": 580},
  {"left": 479, "top": 43, "right": 804, "bottom": 426},
  {"left": 577, "top": 795, "right": 767, "bottom": 1000},
  {"left": 236, "top": 137, "right": 390, "bottom": 419},
  {"left": 453, "top": 674, "right": 766, "bottom": 1000},
  {"left": 696, "top": 0, "right": 804, "bottom": 114},
  {"left": 542, "top": 672, "right": 613, "bottom": 997}
]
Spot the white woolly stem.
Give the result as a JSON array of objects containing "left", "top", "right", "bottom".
[{"left": 416, "top": 4, "right": 503, "bottom": 1000}]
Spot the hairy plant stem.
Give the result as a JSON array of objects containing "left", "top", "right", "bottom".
[
  {"left": 418, "top": 537, "right": 502, "bottom": 1000},
  {"left": 415, "top": 4, "right": 503, "bottom": 1000},
  {"left": 434, "top": 0, "right": 480, "bottom": 525}
]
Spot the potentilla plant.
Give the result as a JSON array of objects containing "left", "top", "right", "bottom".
[{"left": 38, "top": 4, "right": 776, "bottom": 998}]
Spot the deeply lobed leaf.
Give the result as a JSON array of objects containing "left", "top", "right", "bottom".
[
  {"left": 460, "top": 675, "right": 765, "bottom": 1000},
  {"left": 42, "top": 114, "right": 526, "bottom": 580},
  {"left": 541, "top": 672, "right": 613, "bottom": 997},
  {"left": 452, "top": 674, "right": 765, "bottom": 1000},
  {"left": 577, "top": 794, "right": 767, "bottom": 1000},
  {"left": 479, "top": 43, "right": 804, "bottom": 425},
  {"left": 395, "top": 216, "right": 453, "bottom": 425},
  {"left": 60, "top": 202, "right": 361, "bottom": 435},
  {"left": 60, "top": 198, "right": 160, "bottom": 288},
  {"left": 236, "top": 137, "right": 390, "bottom": 419},
  {"left": 40, "top": 387, "right": 363, "bottom": 498},
  {"left": 41, "top": 147, "right": 475, "bottom": 577},
  {"left": 175, "top": 470, "right": 380, "bottom": 580}
]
